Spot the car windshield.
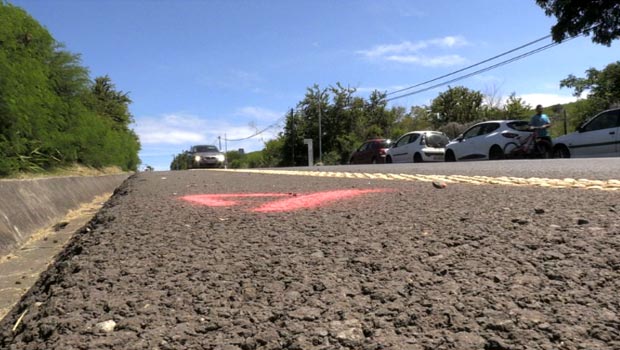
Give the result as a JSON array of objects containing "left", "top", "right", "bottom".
[
  {"left": 424, "top": 133, "right": 449, "bottom": 148},
  {"left": 193, "top": 145, "right": 219, "bottom": 152}
]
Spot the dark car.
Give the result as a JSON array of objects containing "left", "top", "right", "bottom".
[
  {"left": 188, "top": 145, "right": 225, "bottom": 168},
  {"left": 349, "top": 139, "right": 392, "bottom": 164}
]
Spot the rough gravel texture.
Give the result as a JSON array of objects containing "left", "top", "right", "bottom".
[{"left": 1, "top": 170, "right": 619, "bottom": 350}]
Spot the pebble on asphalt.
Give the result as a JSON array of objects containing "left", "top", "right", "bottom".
[
  {"left": 95, "top": 320, "right": 116, "bottom": 333},
  {"left": 432, "top": 181, "right": 447, "bottom": 189},
  {"left": 577, "top": 219, "right": 589, "bottom": 225}
]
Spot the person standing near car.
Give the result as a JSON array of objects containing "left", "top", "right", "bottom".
[{"left": 530, "top": 105, "right": 552, "bottom": 144}]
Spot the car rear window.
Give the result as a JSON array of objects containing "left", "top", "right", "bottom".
[
  {"left": 377, "top": 140, "right": 392, "bottom": 148},
  {"left": 507, "top": 121, "right": 530, "bottom": 131},
  {"left": 425, "top": 133, "right": 449, "bottom": 148}
]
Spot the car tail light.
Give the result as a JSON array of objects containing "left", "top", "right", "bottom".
[
  {"left": 379, "top": 148, "right": 388, "bottom": 155},
  {"left": 502, "top": 132, "right": 519, "bottom": 138}
]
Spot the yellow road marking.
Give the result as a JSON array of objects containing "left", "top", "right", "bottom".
[{"left": 209, "top": 169, "right": 620, "bottom": 191}]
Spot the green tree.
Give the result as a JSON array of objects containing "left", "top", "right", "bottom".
[
  {"left": 262, "top": 137, "right": 285, "bottom": 167},
  {"left": 429, "top": 86, "right": 484, "bottom": 127},
  {"left": 170, "top": 151, "right": 191, "bottom": 170},
  {"left": 280, "top": 109, "right": 306, "bottom": 166},
  {"left": 560, "top": 61, "right": 620, "bottom": 105},
  {"left": 86, "top": 75, "right": 133, "bottom": 127},
  {"left": 391, "top": 106, "right": 432, "bottom": 139},
  {"left": 0, "top": 3, "right": 141, "bottom": 175},
  {"left": 503, "top": 93, "right": 532, "bottom": 119},
  {"left": 0, "top": 2, "right": 58, "bottom": 174},
  {"left": 536, "top": 0, "right": 620, "bottom": 46}
]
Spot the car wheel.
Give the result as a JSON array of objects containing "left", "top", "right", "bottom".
[
  {"left": 445, "top": 150, "right": 456, "bottom": 162},
  {"left": 413, "top": 153, "right": 423, "bottom": 163},
  {"left": 503, "top": 142, "right": 519, "bottom": 158},
  {"left": 489, "top": 145, "right": 504, "bottom": 160},
  {"left": 386, "top": 156, "right": 393, "bottom": 163},
  {"left": 537, "top": 142, "right": 552, "bottom": 159},
  {"left": 553, "top": 145, "right": 570, "bottom": 158}
]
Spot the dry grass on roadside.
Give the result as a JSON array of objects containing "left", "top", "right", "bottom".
[{"left": 3, "top": 164, "right": 131, "bottom": 180}]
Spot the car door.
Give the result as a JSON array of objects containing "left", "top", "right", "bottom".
[
  {"left": 571, "top": 109, "right": 619, "bottom": 157},
  {"left": 453, "top": 124, "right": 486, "bottom": 160},
  {"left": 352, "top": 142, "right": 372, "bottom": 163},
  {"left": 390, "top": 134, "right": 410, "bottom": 163},
  {"left": 402, "top": 133, "right": 421, "bottom": 162}
]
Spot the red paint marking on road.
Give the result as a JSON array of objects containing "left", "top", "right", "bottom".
[
  {"left": 252, "top": 189, "right": 389, "bottom": 213},
  {"left": 181, "top": 193, "right": 289, "bottom": 207}
]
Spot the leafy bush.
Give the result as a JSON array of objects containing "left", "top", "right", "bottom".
[{"left": 0, "top": 3, "right": 140, "bottom": 177}]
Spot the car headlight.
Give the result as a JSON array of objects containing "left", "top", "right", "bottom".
[
  {"left": 215, "top": 154, "right": 225, "bottom": 161},
  {"left": 194, "top": 155, "right": 201, "bottom": 162}
]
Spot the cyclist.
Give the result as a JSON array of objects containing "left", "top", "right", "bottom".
[{"left": 529, "top": 105, "right": 552, "bottom": 157}]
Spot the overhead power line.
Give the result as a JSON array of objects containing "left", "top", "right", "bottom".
[
  {"left": 385, "top": 24, "right": 599, "bottom": 102},
  {"left": 386, "top": 34, "right": 553, "bottom": 96},
  {"left": 224, "top": 116, "right": 286, "bottom": 142},
  {"left": 386, "top": 33, "right": 584, "bottom": 102}
]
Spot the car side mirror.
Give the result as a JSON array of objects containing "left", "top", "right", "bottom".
[{"left": 456, "top": 136, "right": 464, "bottom": 142}]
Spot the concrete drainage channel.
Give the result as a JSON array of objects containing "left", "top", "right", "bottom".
[{"left": 0, "top": 174, "right": 129, "bottom": 320}]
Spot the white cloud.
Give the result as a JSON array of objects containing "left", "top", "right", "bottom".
[
  {"left": 428, "top": 36, "right": 468, "bottom": 48},
  {"left": 359, "top": 41, "right": 427, "bottom": 57},
  {"left": 234, "top": 106, "right": 282, "bottom": 121},
  {"left": 139, "top": 130, "right": 206, "bottom": 145},
  {"left": 386, "top": 54, "right": 467, "bottom": 67},
  {"left": 134, "top": 111, "right": 284, "bottom": 170},
  {"left": 474, "top": 74, "right": 503, "bottom": 83},
  {"left": 355, "top": 85, "right": 407, "bottom": 93},
  {"left": 198, "top": 69, "right": 262, "bottom": 90},
  {"left": 357, "top": 36, "right": 469, "bottom": 67},
  {"left": 516, "top": 93, "right": 578, "bottom": 108},
  {"left": 134, "top": 111, "right": 283, "bottom": 146},
  {"left": 134, "top": 113, "right": 208, "bottom": 145},
  {"left": 358, "top": 36, "right": 468, "bottom": 57}
]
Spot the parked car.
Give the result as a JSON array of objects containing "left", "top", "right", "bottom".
[
  {"left": 552, "top": 108, "right": 620, "bottom": 158},
  {"left": 188, "top": 145, "right": 225, "bottom": 168},
  {"left": 349, "top": 139, "right": 392, "bottom": 164},
  {"left": 444, "top": 120, "right": 531, "bottom": 161},
  {"left": 386, "top": 131, "right": 449, "bottom": 163}
]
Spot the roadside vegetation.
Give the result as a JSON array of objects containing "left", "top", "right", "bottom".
[
  {"left": 172, "top": 60, "right": 619, "bottom": 169},
  {"left": 3, "top": 1, "right": 617, "bottom": 173},
  {"left": 2, "top": 165, "right": 126, "bottom": 180},
  {"left": 170, "top": 1, "right": 620, "bottom": 169},
  {"left": 0, "top": 3, "right": 140, "bottom": 178}
]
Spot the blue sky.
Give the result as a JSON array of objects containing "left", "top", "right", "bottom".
[{"left": 10, "top": 0, "right": 620, "bottom": 170}]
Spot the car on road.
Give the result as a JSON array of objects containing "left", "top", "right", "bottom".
[
  {"left": 188, "top": 145, "right": 225, "bottom": 168},
  {"left": 386, "top": 131, "right": 449, "bottom": 163},
  {"left": 444, "top": 120, "right": 531, "bottom": 161},
  {"left": 349, "top": 139, "right": 392, "bottom": 164},
  {"left": 552, "top": 108, "right": 620, "bottom": 158}
]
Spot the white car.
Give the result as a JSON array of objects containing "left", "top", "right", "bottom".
[
  {"left": 444, "top": 120, "right": 531, "bottom": 161},
  {"left": 386, "top": 131, "right": 449, "bottom": 163},
  {"left": 552, "top": 108, "right": 620, "bottom": 158}
]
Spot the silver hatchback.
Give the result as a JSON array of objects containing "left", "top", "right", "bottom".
[{"left": 189, "top": 145, "right": 226, "bottom": 168}]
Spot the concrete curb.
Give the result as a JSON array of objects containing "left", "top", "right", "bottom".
[{"left": 0, "top": 174, "right": 130, "bottom": 256}]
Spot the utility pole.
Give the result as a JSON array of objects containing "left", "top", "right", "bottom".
[
  {"left": 290, "top": 108, "right": 295, "bottom": 165},
  {"left": 218, "top": 136, "right": 221, "bottom": 150},
  {"left": 317, "top": 91, "right": 323, "bottom": 164}
]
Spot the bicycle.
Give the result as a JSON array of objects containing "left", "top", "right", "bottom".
[{"left": 503, "top": 127, "right": 552, "bottom": 159}]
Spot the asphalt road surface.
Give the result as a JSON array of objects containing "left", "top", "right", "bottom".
[{"left": 1, "top": 159, "right": 619, "bottom": 349}]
